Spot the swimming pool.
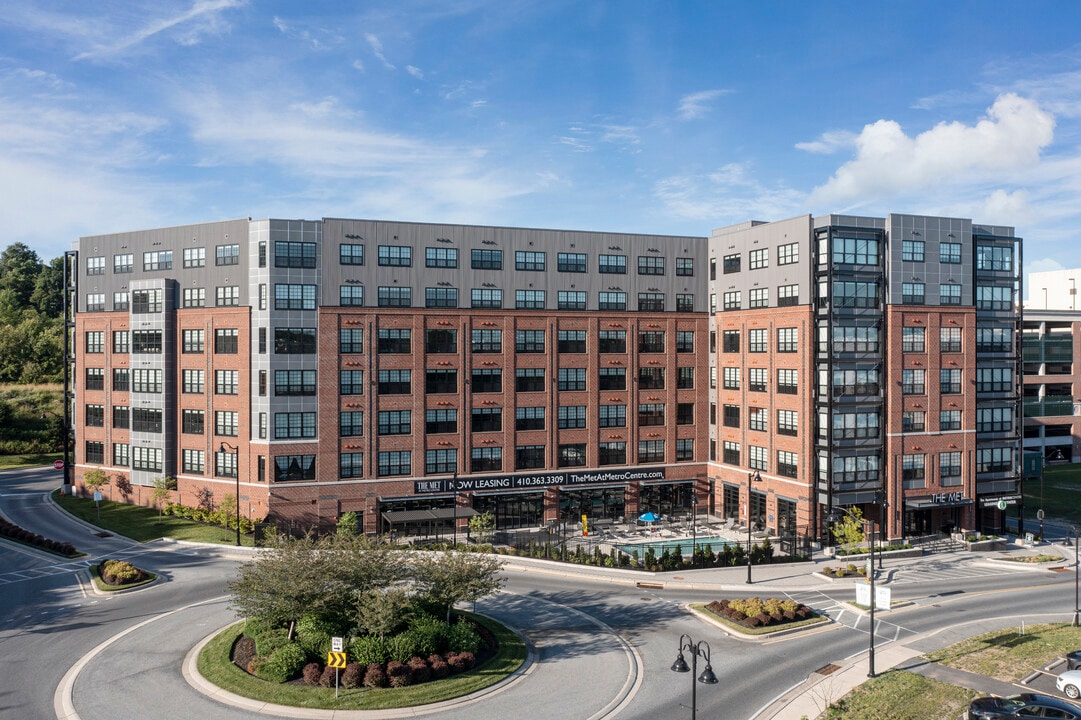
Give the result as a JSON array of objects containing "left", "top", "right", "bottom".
[{"left": 615, "top": 535, "right": 734, "bottom": 556}]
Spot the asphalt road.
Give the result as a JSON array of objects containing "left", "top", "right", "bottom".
[{"left": 2, "top": 465, "right": 1080, "bottom": 720}]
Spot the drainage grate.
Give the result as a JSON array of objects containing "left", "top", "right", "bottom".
[{"left": 814, "top": 663, "right": 842, "bottom": 676}]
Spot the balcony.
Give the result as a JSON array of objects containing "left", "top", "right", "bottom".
[{"left": 1024, "top": 398, "right": 1078, "bottom": 418}]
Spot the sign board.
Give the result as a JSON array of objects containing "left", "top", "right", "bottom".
[
  {"left": 855, "top": 582, "right": 891, "bottom": 611},
  {"left": 93, "top": 491, "right": 103, "bottom": 502},
  {"left": 331, "top": 636, "right": 343, "bottom": 653},
  {"left": 53, "top": 459, "right": 65, "bottom": 470},
  {"left": 327, "top": 651, "right": 347, "bottom": 669},
  {"left": 415, "top": 467, "right": 667, "bottom": 494}
]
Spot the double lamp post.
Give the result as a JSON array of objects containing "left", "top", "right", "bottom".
[
  {"left": 670, "top": 634, "right": 718, "bottom": 718},
  {"left": 219, "top": 442, "right": 241, "bottom": 546}
]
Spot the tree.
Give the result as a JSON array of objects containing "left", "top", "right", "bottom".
[
  {"left": 151, "top": 476, "right": 175, "bottom": 522},
  {"left": 830, "top": 507, "right": 867, "bottom": 556},
  {"left": 336, "top": 511, "right": 359, "bottom": 537},
  {"left": 468, "top": 511, "right": 496, "bottom": 544},
  {"left": 0, "top": 243, "right": 42, "bottom": 310},
  {"left": 355, "top": 588, "right": 412, "bottom": 638},
  {"left": 412, "top": 550, "right": 505, "bottom": 622},
  {"left": 30, "top": 255, "right": 63, "bottom": 318},
  {"left": 83, "top": 468, "right": 109, "bottom": 495}
]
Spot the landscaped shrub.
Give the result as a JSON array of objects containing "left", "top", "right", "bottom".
[
  {"left": 447, "top": 619, "right": 481, "bottom": 654},
  {"left": 295, "top": 615, "right": 335, "bottom": 661},
  {"left": 387, "top": 632, "right": 421, "bottom": 664},
  {"left": 341, "top": 662, "right": 363, "bottom": 689},
  {"left": 408, "top": 615, "right": 449, "bottom": 656},
  {"left": 363, "top": 663, "right": 387, "bottom": 688},
  {"left": 446, "top": 652, "right": 467, "bottom": 673},
  {"left": 99, "top": 559, "right": 144, "bottom": 585},
  {"left": 302, "top": 662, "right": 323, "bottom": 686},
  {"left": 319, "top": 665, "right": 336, "bottom": 688},
  {"left": 429, "top": 654, "right": 449, "bottom": 679},
  {"left": 232, "top": 636, "right": 257, "bottom": 670},
  {"left": 408, "top": 656, "right": 431, "bottom": 684},
  {"left": 350, "top": 635, "right": 389, "bottom": 665},
  {"left": 386, "top": 660, "right": 412, "bottom": 688},
  {"left": 253, "top": 627, "right": 290, "bottom": 657},
  {"left": 258, "top": 642, "right": 306, "bottom": 683}
]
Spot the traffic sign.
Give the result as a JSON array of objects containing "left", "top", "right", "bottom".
[
  {"left": 327, "top": 651, "right": 347, "bottom": 669},
  {"left": 331, "top": 636, "right": 343, "bottom": 652},
  {"left": 53, "top": 459, "right": 65, "bottom": 470}
]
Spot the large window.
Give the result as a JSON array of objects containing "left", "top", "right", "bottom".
[
  {"left": 132, "top": 408, "right": 163, "bottom": 433},
  {"left": 777, "top": 327, "right": 797, "bottom": 352},
  {"left": 216, "top": 243, "right": 241, "bottom": 266},
  {"left": 132, "top": 330, "right": 162, "bottom": 354},
  {"left": 275, "top": 369, "right": 316, "bottom": 396},
  {"left": 515, "top": 406, "right": 545, "bottom": 431},
  {"left": 778, "top": 410, "right": 798, "bottom": 436},
  {"left": 598, "top": 367, "right": 625, "bottom": 390},
  {"left": 638, "top": 403, "right": 664, "bottom": 426},
  {"left": 639, "top": 331, "right": 664, "bottom": 353},
  {"left": 378, "top": 410, "right": 411, "bottom": 435},
  {"left": 598, "top": 330, "right": 626, "bottom": 353},
  {"left": 778, "top": 242, "right": 799, "bottom": 265},
  {"left": 902, "top": 454, "right": 926, "bottom": 489},
  {"left": 340, "top": 370, "right": 365, "bottom": 394},
  {"left": 832, "top": 411, "right": 880, "bottom": 439},
  {"left": 183, "top": 288, "right": 205, "bottom": 308},
  {"left": 976, "top": 285, "right": 1012, "bottom": 311},
  {"left": 638, "top": 292, "right": 664, "bottom": 312},
  {"left": 598, "top": 292, "right": 627, "bottom": 311},
  {"left": 557, "top": 405, "right": 586, "bottom": 429},
  {"left": 86, "top": 331, "right": 104, "bottom": 354},
  {"left": 275, "top": 284, "right": 316, "bottom": 310},
  {"left": 940, "top": 410, "right": 962, "bottom": 431},
  {"left": 339, "top": 328, "right": 363, "bottom": 353},
  {"left": 558, "top": 291, "right": 586, "bottom": 310},
  {"left": 183, "top": 449, "right": 203, "bottom": 474},
  {"left": 598, "top": 254, "right": 626, "bottom": 274},
  {"left": 749, "top": 248, "right": 768, "bottom": 269},
  {"left": 425, "top": 369, "right": 457, "bottom": 394},
  {"left": 723, "top": 254, "right": 741, "bottom": 273},
  {"left": 722, "top": 330, "right": 740, "bottom": 353},
  {"left": 723, "top": 291, "right": 741, "bottom": 311},
  {"left": 471, "top": 329, "right": 501, "bottom": 353},
  {"left": 426, "top": 328, "right": 457, "bottom": 353},
  {"left": 976, "top": 327, "right": 1012, "bottom": 352},
  {"left": 558, "top": 367, "right": 586, "bottom": 391},
  {"left": 472, "top": 407, "right": 503, "bottom": 432},
  {"left": 182, "top": 329, "right": 204, "bottom": 353},
  {"left": 340, "top": 286, "right": 364, "bottom": 306},
  {"left": 339, "top": 411, "right": 364, "bottom": 437},
  {"left": 114, "top": 253, "right": 133, "bottom": 273},
  {"left": 940, "top": 242, "right": 961, "bottom": 264},
  {"left": 275, "top": 327, "right": 317, "bottom": 353},
  {"left": 133, "top": 368, "right": 163, "bottom": 393},
  {"left": 183, "top": 247, "right": 205, "bottom": 268},
  {"left": 599, "top": 442, "right": 627, "bottom": 466},
  {"left": 377, "top": 286, "right": 412, "bottom": 307},
  {"left": 515, "top": 289, "right": 545, "bottom": 309},
  {"left": 598, "top": 404, "right": 625, "bottom": 428},
  {"left": 724, "top": 366, "right": 741, "bottom": 390},
  {"left": 143, "top": 250, "right": 172, "bottom": 271},
  {"left": 85, "top": 404, "right": 104, "bottom": 427},
  {"left": 902, "top": 282, "right": 925, "bottom": 305},
  {"left": 832, "top": 236, "right": 879, "bottom": 265},
  {"left": 473, "top": 368, "right": 503, "bottom": 393},
  {"left": 940, "top": 368, "right": 962, "bottom": 394},
  {"left": 214, "top": 328, "right": 238, "bottom": 354},
  {"left": 471, "top": 249, "right": 502, "bottom": 269},
  {"left": 340, "top": 244, "right": 364, "bottom": 265},
  {"left": 976, "top": 446, "right": 1014, "bottom": 473},
  {"left": 723, "top": 404, "right": 740, "bottom": 428},
  {"left": 901, "top": 369, "right": 925, "bottom": 395},
  {"left": 559, "top": 444, "right": 586, "bottom": 468},
  {"left": 274, "top": 412, "right": 317, "bottom": 439},
  {"left": 516, "top": 329, "right": 545, "bottom": 353},
  {"left": 85, "top": 367, "right": 105, "bottom": 390},
  {"left": 976, "top": 367, "right": 1013, "bottom": 393},
  {"left": 515, "top": 368, "right": 545, "bottom": 392},
  {"left": 832, "top": 368, "right": 879, "bottom": 396},
  {"left": 132, "top": 289, "right": 163, "bottom": 313},
  {"left": 833, "top": 281, "right": 878, "bottom": 308},
  {"left": 425, "top": 409, "right": 457, "bottom": 434},
  {"left": 471, "top": 288, "right": 502, "bottom": 308},
  {"left": 378, "top": 245, "right": 412, "bottom": 266},
  {"left": 516, "top": 445, "right": 545, "bottom": 469},
  {"left": 558, "top": 330, "right": 586, "bottom": 353},
  {"left": 749, "top": 407, "right": 767, "bottom": 432},
  {"left": 723, "top": 441, "right": 741, "bottom": 466},
  {"left": 832, "top": 326, "right": 879, "bottom": 353},
  {"left": 777, "top": 368, "right": 798, "bottom": 394},
  {"left": 676, "top": 257, "right": 694, "bottom": 276},
  {"left": 558, "top": 252, "right": 587, "bottom": 273},
  {"left": 901, "top": 240, "right": 925, "bottom": 262},
  {"left": 425, "top": 247, "right": 458, "bottom": 268},
  {"left": 749, "top": 328, "right": 767, "bottom": 353},
  {"left": 377, "top": 328, "right": 411, "bottom": 354},
  {"left": 276, "top": 455, "right": 316, "bottom": 481},
  {"left": 638, "top": 367, "right": 664, "bottom": 389},
  {"left": 940, "top": 284, "right": 962, "bottom": 305},
  {"left": 515, "top": 251, "right": 545, "bottom": 271},
  {"left": 637, "top": 256, "right": 664, "bottom": 275},
  {"left": 976, "top": 245, "right": 1013, "bottom": 272},
  {"left": 749, "top": 287, "right": 768, "bottom": 309},
  {"left": 638, "top": 440, "right": 664, "bottom": 464},
  {"left": 977, "top": 407, "right": 1014, "bottom": 433},
  {"left": 426, "top": 287, "right": 458, "bottom": 308},
  {"left": 377, "top": 369, "right": 411, "bottom": 394},
  {"left": 902, "top": 326, "right": 925, "bottom": 352},
  {"left": 426, "top": 449, "right": 457, "bottom": 474},
  {"left": 777, "top": 451, "right": 798, "bottom": 478},
  {"left": 132, "top": 446, "right": 162, "bottom": 471}
]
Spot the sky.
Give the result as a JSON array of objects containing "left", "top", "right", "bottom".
[{"left": 2, "top": 1, "right": 1080, "bottom": 295}]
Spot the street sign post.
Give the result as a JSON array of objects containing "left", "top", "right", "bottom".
[
  {"left": 331, "top": 636, "right": 343, "bottom": 652},
  {"left": 327, "top": 649, "right": 347, "bottom": 697},
  {"left": 53, "top": 459, "right": 65, "bottom": 470},
  {"left": 93, "top": 491, "right": 102, "bottom": 521}
]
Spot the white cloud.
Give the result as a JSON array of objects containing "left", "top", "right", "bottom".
[
  {"left": 72, "top": 0, "right": 246, "bottom": 60},
  {"left": 677, "top": 89, "right": 730, "bottom": 120},
  {"left": 406, "top": 65, "right": 423, "bottom": 79},
  {"left": 351, "top": 59, "right": 365, "bottom": 72},
  {"left": 271, "top": 14, "right": 341, "bottom": 49},
  {"left": 810, "top": 93, "right": 1055, "bottom": 205},
  {"left": 559, "top": 136, "right": 593, "bottom": 152},
  {"left": 795, "top": 130, "right": 855, "bottom": 155},
  {"left": 365, "top": 33, "right": 395, "bottom": 70},
  {"left": 600, "top": 125, "right": 639, "bottom": 146},
  {"left": 654, "top": 163, "right": 805, "bottom": 223}
]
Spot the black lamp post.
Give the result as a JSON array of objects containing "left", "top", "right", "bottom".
[
  {"left": 746, "top": 470, "right": 761, "bottom": 584},
  {"left": 451, "top": 466, "right": 459, "bottom": 548},
  {"left": 41, "top": 409, "right": 72, "bottom": 492},
  {"left": 671, "top": 633, "right": 718, "bottom": 718},
  {"left": 219, "top": 442, "right": 241, "bottom": 546},
  {"left": 1073, "top": 526, "right": 1080, "bottom": 628},
  {"left": 827, "top": 505, "right": 877, "bottom": 677}
]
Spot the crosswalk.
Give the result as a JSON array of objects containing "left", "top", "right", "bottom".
[
  {"left": 887, "top": 556, "right": 1026, "bottom": 585},
  {"left": 0, "top": 543, "right": 180, "bottom": 586}
]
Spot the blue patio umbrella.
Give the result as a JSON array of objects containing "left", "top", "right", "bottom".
[{"left": 638, "top": 511, "right": 659, "bottom": 523}]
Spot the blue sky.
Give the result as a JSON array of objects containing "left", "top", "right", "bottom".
[{"left": 2, "top": 1, "right": 1080, "bottom": 293}]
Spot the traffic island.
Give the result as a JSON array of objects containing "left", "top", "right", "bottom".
[{"left": 90, "top": 559, "right": 157, "bottom": 592}]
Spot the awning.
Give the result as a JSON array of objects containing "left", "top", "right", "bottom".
[
  {"left": 903, "top": 497, "right": 974, "bottom": 510},
  {"left": 381, "top": 507, "right": 477, "bottom": 524}
]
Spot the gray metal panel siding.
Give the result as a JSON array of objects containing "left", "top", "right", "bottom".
[
  {"left": 885, "top": 214, "right": 973, "bottom": 305},
  {"left": 708, "top": 214, "right": 814, "bottom": 308}
]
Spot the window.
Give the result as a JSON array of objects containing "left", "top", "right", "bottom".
[
  {"left": 378, "top": 245, "right": 412, "bottom": 266},
  {"left": 832, "top": 411, "right": 880, "bottom": 439},
  {"left": 723, "top": 404, "right": 740, "bottom": 428},
  {"left": 132, "top": 330, "right": 162, "bottom": 354},
  {"left": 107, "top": 329, "right": 128, "bottom": 353},
  {"left": 723, "top": 253, "right": 741, "bottom": 274},
  {"left": 976, "top": 245, "right": 1013, "bottom": 272},
  {"left": 833, "top": 281, "right": 879, "bottom": 308},
  {"left": 275, "top": 284, "right": 316, "bottom": 310},
  {"left": 723, "top": 291, "right": 741, "bottom": 311},
  {"left": 676, "top": 257, "right": 694, "bottom": 276},
  {"left": 902, "top": 282, "right": 925, "bottom": 304},
  {"left": 598, "top": 404, "right": 625, "bottom": 428},
  {"left": 332, "top": 410, "right": 363, "bottom": 438},
  {"left": 832, "top": 455, "right": 880, "bottom": 483},
  {"left": 558, "top": 367, "right": 586, "bottom": 391},
  {"left": 84, "top": 441, "right": 105, "bottom": 464},
  {"left": 472, "top": 329, "right": 502, "bottom": 353},
  {"left": 778, "top": 369, "right": 798, "bottom": 394},
  {"left": 976, "top": 367, "right": 1012, "bottom": 393},
  {"left": 426, "top": 449, "right": 458, "bottom": 474},
  {"left": 274, "top": 327, "right": 316, "bottom": 353},
  {"left": 598, "top": 367, "right": 625, "bottom": 390},
  {"left": 599, "top": 330, "right": 626, "bottom": 353},
  {"left": 598, "top": 292, "right": 627, "bottom": 311},
  {"left": 977, "top": 406, "right": 1014, "bottom": 433},
  {"left": 940, "top": 327, "right": 962, "bottom": 353},
  {"left": 516, "top": 406, "right": 545, "bottom": 430},
  {"left": 473, "top": 368, "right": 503, "bottom": 393},
  {"left": 132, "top": 446, "right": 162, "bottom": 471},
  {"left": 113, "top": 443, "right": 129, "bottom": 467},
  {"left": 132, "top": 408, "right": 163, "bottom": 433},
  {"left": 275, "top": 369, "right": 316, "bottom": 396},
  {"left": 276, "top": 455, "right": 316, "bottom": 481},
  {"left": 902, "top": 326, "right": 925, "bottom": 352},
  {"left": 676, "top": 366, "right": 694, "bottom": 389},
  {"left": 114, "top": 253, "right": 133, "bottom": 273},
  {"left": 674, "top": 331, "right": 694, "bottom": 353},
  {"left": 516, "top": 445, "right": 545, "bottom": 469},
  {"left": 902, "top": 411, "right": 925, "bottom": 432},
  {"left": 777, "top": 327, "right": 798, "bottom": 353},
  {"left": 131, "top": 368, "right": 162, "bottom": 393},
  {"left": 420, "top": 247, "right": 457, "bottom": 269},
  {"left": 340, "top": 244, "right": 364, "bottom": 265},
  {"left": 377, "top": 328, "right": 411, "bottom": 354},
  {"left": 723, "top": 330, "right": 740, "bottom": 353},
  {"left": 749, "top": 407, "right": 767, "bottom": 432},
  {"left": 420, "top": 369, "right": 454, "bottom": 394},
  {"left": 85, "top": 331, "right": 104, "bottom": 354},
  {"left": 749, "top": 445, "right": 768, "bottom": 471},
  {"left": 378, "top": 286, "right": 413, "bottom": 307},
  {"left": 749, "top": 328, "right": 767, "bottom": 353},
  {"left": 723, "top": 441, "right": 741, "bottom": 465},
  {"left": 558, "top": 291, "right": 587, "bottom": 310},
  {"left": 339, "top": 328, "right": 363, "bottom": 354},
  {"left": 275, "top": 412, "right": 317, "bottom": 439},
  {"left": 182, "top": 449, "right": 204, "bottom": 475},
  {"left": 778, "top": 410, "right": 798, "bottom": 437},
  {"left": 598, "top": 254, "right": 626, "bottom": 274},
  {"left": 425, "top": 287, "right": 458, "bottom": 308},
  {"left": 638, "top": 367, "right": 664, "bottom": 389},
  {"left": 940, "top": 410, "right": 962, "bottom": 430},
  {"left": 214, "top": 328, "right": 238, "bottom": 354},
  {"left": 901, "top": 369, "right": 925, "bottom": 394},
  {"left": 940, "top": 284, "right": 961, "bottom": 305},
  {"left": 182, "top": 409, "right": 204, "bottom": 434},
  {"left": 638, "top": 256, "right": 664, "bottom": 275},
  {"left": 258, "top": 241, "right": 266, "bottom": 267},
  {"left": 515, "top": 289, "right": 545, "bottom": 309},
  {"left": 774, "top": 284, "right": 798, "bottom": 308},
  {"left": 216, "top": 286, "right": 240, "bottom": 306},
  {"left": 471, "top": 288, "right": 502, "bottom": 308},
  {"left": 749, "top": 288, "right": 768, "bottom": 308},
  {"left": 111, "top": 405, "right": 129, "bottom": 429},
  {"left": 639, "top": 440, "right": 665, "bottom": 464},
  {"left": 940, "top": 242, "right": 961, "bottom": 264},
  {"left": 516, "top": 329, "right": 545, "bottom": 353},
  {"left": 976, "top": 446, "right": 1013, "bottom": 473},
  {"left": 471, "top": 248, "right": 502, "bottom": 269},
  {"left": 86, "top": 294, "right": 105, "bottom": 312},
  {"left": 639, "top": 331, "right": 664, "bottom": 353},
  {"left": 183, "top": 288, "right": 205, "bottom": 308},
  {"left": 778, "top": 242, "right": 799, "bottom": 265},
  {"left": 112, "top": 291, "right": 129, "bottom": 311},
  {"left": 85, "top": 404, "right": 104, "bottom": 427},
  {"left": 132, "top": 289, "right": 163, "bottom": 314},
  {"left": 749, "top": 248, "right": 768, "bottom": 269},
  {"left": 902, "top": 454, "right": 926, "bottom": 489},
  {"left": 212, "top": 243, "right": 239, "bottom": 266},
  {"left": 559, "top": 443, "right": 586, "bottom": 467},
  {"left": 778, "top": 451, "right": 798, "bottom": 478},
  {"left": 425, "top": 408, "right": 457, "bottom": 434},
  {"left": 638, "top": 403, "right": 665, "bottom": 426},
  {"left": 142, "top": 250, "right": 172, "bottom": 271},
  {"left": 180, "top": 329, "right": 203, "bottom": 353},
  {"left": 832, "top": 236, "right": 879, "bottom": 265},
  {"left": 599, "top": 442, "right": 627, "bottom": 466},
  {"left": 557, "top": 405, "right": 586, "bottom": 429},
  {"left": 558, "top": 252, "right": 587, "bottom": 272},
  {"left": 378, "top": 369, "right": 411, "bottom": 394},
  {"left": 340, "top": 286, "right": 364, "bottom": 306},
  {"left": 749, "top": 367, "right": 768, "bottom": 392},
  {"left": 472, "top": 407, "right": 503, "bottom": 432},
  {"left": 86, "top": 256, "right": 105, "bottom": 275},
  {"left": 340, "top": 370, "right": 365, "bottom": 394},
  {"left": 558, "top": 330, "right": 586, "bottom": 353},
  {"left": 939, "top": 452, "right": 962, "bottom": 485},
  {"left": 723, "top": 366, "right": 741, "bottom": 390},
  {"left": 378, "top": 410, "right": 411, "bottom": 435},
  {"left": 902, "top": 240, "right": 925, "bottom": 262},
  {"left": 832, "top": 369, "right": 878, "bottom": 396},
  {"left": 675, "top": 438, "right": 694, "bottom": 461},
  {"left": 515, "top": 251, "right": 545, "bottom": 271},
  {"left": 676, "top": 403, "right": 694, "bottom": 425},
  {"left": 831, "top": 326, "right": 880, "bottom": 353},
  {"left": 976, "top": 285, "right": 1012, "bottom": 311},
  {"left": 113, "top": 368, "right": 129, "bottom": 391},
  {"left": 515, "top": 368, "right": 545, "bottom": 392},
  {"left": 977, "top": 327, "right": 1013, "bottom": 353},
  {"left": 426, "top": 328, "right": 457, "bottom": 353}
]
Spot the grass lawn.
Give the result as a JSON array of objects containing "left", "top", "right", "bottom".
[
  {"left": 0, "top": 453, "right": 61, "bottom": 471},
  {"left": 1027, "top": 464, "right": 1081, "bottom": 526},
  {"left": 822, "top": 670, "right": 977, "bottom": 720},
  {"left": 196, "top": 612, "right": 527, "bottom": 710},
  {"left": 923, "top": 623, "right": 1079, "bottom": 681},
  {"left": 53, "top": 490, "right": 253, "bottom": 545}
]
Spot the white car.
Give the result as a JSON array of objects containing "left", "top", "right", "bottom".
[{"left": 1058, "top": 670, "right": 1081, "bottom": 699}]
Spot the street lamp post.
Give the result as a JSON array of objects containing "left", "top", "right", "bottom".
[
  {"left": 690, "top": 490, "right": 698, "bottom": 568},
  {"left": 827, "top": 505, "right": 877, "bottom": 677},
  {"left": 41, "top": 409, "right": 72, "bottom": 492},
  {"left": 670, "top": 633, "right": 719, "bottom": 718},
  {"left": 746, "top": 470, "right": 761, "bottom": 584},
  {"left": 219, "top": 442, "right": 241, "bottom": 546},
  {"left": 1073, "top": 526, "right": 1080, "bottom": 628}
]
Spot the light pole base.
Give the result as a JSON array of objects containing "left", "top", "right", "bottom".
[{"left": 1073, "top": 611, "right": 1079, "bottom": 628}]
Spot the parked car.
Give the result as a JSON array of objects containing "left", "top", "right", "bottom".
[
  {"left": 1068, "top": 650, "right": 1081, "bottom": 671},
  {"left": 1059, "top": 670, "right": 1081, "bottom": 699},
  {"left": 967, "top": 693, "right": 1081, "bottom": 719}
]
